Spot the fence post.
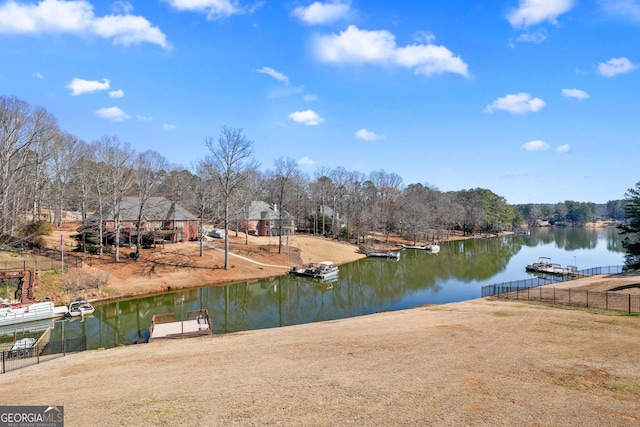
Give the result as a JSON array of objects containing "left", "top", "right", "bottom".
[
  {"left": 606, "top": 292, "right": 608, "bottom": 311},
  {"left": 539, "top": 286, "right": 542, "bottom": 302},
  {"left": 1, "top": 350, "right": 4, "bottom": 374},
  {"left": 569, "top": 288, "right": 571, "bottom": 305},
  {"left": 586, "top": 290, "right": 589, "bottom": 308},
  {"left": 630, "top": 294, "right": 632, "bottom": 315},
  {"left": 553, "top": 288, "right": 556, "bottom": 304}
]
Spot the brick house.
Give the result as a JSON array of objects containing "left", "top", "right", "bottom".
[
  {"left": 101, "top": 196, "right": 199, "bottom": 243},
  {"left": 244, "top": 201, "right": 295, "bottom": 236}
]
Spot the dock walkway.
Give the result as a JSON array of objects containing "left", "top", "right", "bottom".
[{"left": 149, "top": 309, "right": 212, "bottom": 340}]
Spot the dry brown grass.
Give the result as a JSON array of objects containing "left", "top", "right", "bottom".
[
  {"left": 2, "top": 222, "right": 640, "bottom": 425},
  {"left": 1, "top": 299, "right": 638, "bottom": 426}
]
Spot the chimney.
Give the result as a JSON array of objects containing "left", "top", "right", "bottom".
[{"left": 273, "top": 204, "right": 278, "bottom": 213}]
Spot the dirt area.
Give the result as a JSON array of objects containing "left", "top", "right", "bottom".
[
  {"left": 2, "top": 222, "right": 639, "bottom": 425},
  {"left": 26, "top": 222, "right": 368, "bottom": 304}
]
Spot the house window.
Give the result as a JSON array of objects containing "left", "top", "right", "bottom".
[
  {"left": 176, "top": 221, "right": 185, "bottom": 229},
  {"left": 155, "top": 221, "right": 163, "bottom": 229}
]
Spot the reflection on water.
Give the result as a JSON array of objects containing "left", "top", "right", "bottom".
[{"left": 1, "top": 227, "right": 625, "bottom": 349}]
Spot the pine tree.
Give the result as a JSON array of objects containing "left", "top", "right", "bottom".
[{"left": 618, "top": 181, "right": 640, "bottom": 269}]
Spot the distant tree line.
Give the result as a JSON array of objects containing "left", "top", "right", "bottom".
[
  {"left": 4, "top": 95, "right": 630, "bottom": 263},
  {"left": 515, "top": 199, "right": 628, "bottom": 227}
]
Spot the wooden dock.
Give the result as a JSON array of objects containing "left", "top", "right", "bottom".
[{"left": 149, "top": 309, "right": 212, "bottom": 340}]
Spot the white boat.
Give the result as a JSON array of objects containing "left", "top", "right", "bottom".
[
  {"left": 525, "top": 257, "right": 577, "bottom": 276},
  {"left": 8, "top": 337, "right": 36, "bottom": 358},
  {"left": 0, "top": 301, "right": 68, "bottom": 326},
  {"left": 290, "top": 261, "right": 339, "bottom": 280},
  {"left": 401, "top": 244, "right": 428, "bottom": 250},
  {"left": 426, "top": 244, "right": 440, "bottom": 253},
  {"left": 401, "top": 243, "right": 440, "bottom": 253},
  {"left": 67, "top": 300, "right": 95, "bottom": 317}
]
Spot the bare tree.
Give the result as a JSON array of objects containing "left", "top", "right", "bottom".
[
  {"left": 203, "top": 126, "right": 258, "bottom": 270},
  {"left": 49, "top": 132, "right": 80, "bottom": 227},
  {"left": 133, "top": 150, "right": 169, "bottom": 259},
  {"left": 0, "top": 97, "right": 58, "bottom": 234},
  {"left": 233, "top": 169, "right": 261, "bottom": 245},
  {"left": 194, "top": 160, "right": 218, "bottom": 256},
  {"left": 267, "top": 157, "right": 299, "bottom": 254},
  {"left": 95, "top": 136, "right": 135, "bottom": 262}
]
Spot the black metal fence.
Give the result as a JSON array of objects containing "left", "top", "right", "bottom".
[
  {"left": 481, "top": 265, "right": 640, "bottom": 314},
  {"left": 0, "top": 252, "right": 82, "bottom": 273},
  {"left": 1, "top": 336, "right": 86, "bottom": 374}
]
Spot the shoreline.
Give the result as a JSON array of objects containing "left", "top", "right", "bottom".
[{"left": 20, "top": 223, "right": 631, "bottom": 306}]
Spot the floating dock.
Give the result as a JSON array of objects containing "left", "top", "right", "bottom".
[{"left": 149, "top": 309, "right": 212, "bottom": 340}]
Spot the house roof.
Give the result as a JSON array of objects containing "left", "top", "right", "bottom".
[
  {"left": 248, "top": 201, "right": 294, "bottom": 221},
  {"left": 99, "top": 196, "right": 198, "bottom": 221}
]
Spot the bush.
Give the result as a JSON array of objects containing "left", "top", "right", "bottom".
[{"left": 21, "top": 221, "right": 53, "bottom": 237}]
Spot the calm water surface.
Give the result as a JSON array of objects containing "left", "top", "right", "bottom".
[{"left": 1, "top": 227, "right": 625, "bottom": 349}]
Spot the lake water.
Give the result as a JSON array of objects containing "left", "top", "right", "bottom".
[{"left": 1, "top": 227, "right": 626, "bottom": 349}]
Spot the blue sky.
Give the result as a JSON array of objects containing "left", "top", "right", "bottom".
[{"left": 1, "top": 0, "right": 639, "bottom": 205}]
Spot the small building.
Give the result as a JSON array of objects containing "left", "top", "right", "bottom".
[
  {"left": 244, "top": 201, "right": 295, "bottom": 237},
  {"left": 100, "top": 196, "right": 199, "bottom": 243}
]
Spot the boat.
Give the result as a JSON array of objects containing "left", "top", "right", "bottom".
[
  {"left": 290, "top": 261, "right": 339, "bottom": 280},
  {"left": 401, "top": 244, "right": 428, "bottom": 250},
  {"left": 401, "top": 243, "right": 439, "bottom": 253},
  {"left": 0, "top": 301, "right": 68, "bottom": 326},
  {"left": 8, "top": 337, "right": 36, "bottom": 358},
  {"left": 426, "top": 244, "right": 440, "bottom": 253},
  {"left": 9, "top": 338, "right": 36, "bottom": 356},
  {"left": 67, "top": 299, "right": 95, "bottom": 317},
  {"left": 525, "top": 257, "right": 577, "bottom": 276},
  {"left": 366, "top": 250, "right": 401, "bottom": 260}
]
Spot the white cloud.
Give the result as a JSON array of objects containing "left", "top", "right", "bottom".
[
  {"left": 267, "top": 86, "right": 304, "bottom": 99},
  {"left": 163, "top": 124, "right": 176, "bottom": 131},
  {"left": 304, "top": 94, "right": 318, "bottom": 102},
  {"left": 95, "top": 106, "right": 130, "bottom": 122},
  {"left": 165, "top": 0, "right": 242, "bottom": 20},
  {"left": 289, "top": 110, "right": 324, "bottom": 126},
  {"left": 512, "top": 29, "right": 548, "bottom": 46},
  {"left": 66, "top": 78, "right": 110, "bottom": 95},
  {"left": 355, "top": 128, "right": 381, "bottom": 141},
  {"left": 485, "top": 92, "right": 546, "bottom": 114},
  {"left": 109, "top": 89, "right": 124, "bottom": 98},
  {"left": 257, "top": 66, "right": 290, "bottom": 84},
  {"left": 137, "top": 115, "right": 153, "bottom": 121},
  {"left": 0, "top": 0, "right": 168, "bottom": 49},
  {"left": 33, "top": 72, "right": 44, "bottom": 79},
  {"left": 561, "top": 88, "right": 590, "bottom": 100},
  {"left": 522, "top": 140, "right": 549, "bottom": 151},
  {"left": 556, "top": 144, "right": 571, "bottom": 153},
  {"left": 112, "top": 1, "right": 134, "bottom": 14},
  {"left": 314, "top": 25, "right": 469, "bottom": 78},
  {"left": 507, "top": 0, "right": 575, "bottom": 28},
  {"left": 598, "top": 57, "right": 638, "bottom": 77},
  {"left": 297, "top": 156, "right": 316, "bottom": 166},
  {"left": 293, "top": 1, "right": 353, "bottom": 25},
  {"left": 599, "top": 0, "right": 640, "bottom": 21}
]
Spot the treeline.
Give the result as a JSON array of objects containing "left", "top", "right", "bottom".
[
  {"left": 515, "top": 199, "right": 626, "bottom": 227},
  {"left": 4, "top": 95, "right": 618, "bottom": 256}
]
